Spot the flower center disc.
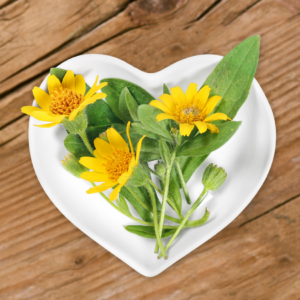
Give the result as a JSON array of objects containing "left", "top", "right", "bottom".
[
  {"left": 49, "top": 88, "right": 84, "bottom": 115},
  {"left": 105, "top": 150, "right": 133, "bottom": 181},
  {"left": 175, "top": 105, "right": 201, "bottom": 123}
]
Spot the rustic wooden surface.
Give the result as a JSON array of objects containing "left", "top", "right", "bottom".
[{"left": 1, "top": 0, "right": 300, "bottom": 299}]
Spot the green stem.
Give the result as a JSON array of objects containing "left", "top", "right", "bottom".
[
  {"left": 155, "top": 148, "right": 177, "bottom": 253},
  {"left": 175, "top": 158, "right": 191, "bottom": 205},
  {"left": 92, "top": 183, "right": 209, "bottom": 229},
  {"left": 126, "top": 184, "right": 183, "bottom": 224},
  {"left": 158, "top": 188, "right": 209, "bottom": 259},
  {"left": 145, "top": 183, "right": 167, "bottom": 259},
  {"left": 147, "top": 178, "right": 184, "bottom": 219},
  {"left": 78, "top": 130, "right": 94, "bottom": 157}
]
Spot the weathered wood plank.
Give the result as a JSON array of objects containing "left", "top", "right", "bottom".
[
  {"left": 0, "top": 0, "right": 131, "bottom": 83},
  {"left": 0, "top": 0, "right": 300, "bottom": 298}
]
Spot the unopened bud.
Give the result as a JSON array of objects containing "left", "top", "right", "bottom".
[
  {"left": 62, "top": 153, "right": 89, "bottom": 178},
  {"left": 99, "top": 131, "right": 108, "bottom": 142},
  {"left": 155, "top": 161, "right": 166, "bottom": 177},
  {"left": 202, "top": 163, "right": 227, "bottom": 191}
]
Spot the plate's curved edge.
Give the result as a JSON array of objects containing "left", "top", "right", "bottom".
[{"left": 28, "top": 54, "right": 277, "bottom": 277}]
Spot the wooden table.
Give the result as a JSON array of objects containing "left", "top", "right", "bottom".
[{"left": 1, "top": 0, "right": 299, "bottom": 299}]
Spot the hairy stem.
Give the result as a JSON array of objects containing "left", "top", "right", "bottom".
[
  {"left": 175, "top": 158, "right": 191, "bottom": 204},
  {"left": 147, "top": 178, "right": 183, "bottom": 219},
  {"left": 155, "top": 149, "right": 177, "bottom": 253},
  {"left": 145, "top": 183, "right": 167, "bottom": 259},
  {"left": 158, "top": 188, "right": 209, "bottom": 259}
]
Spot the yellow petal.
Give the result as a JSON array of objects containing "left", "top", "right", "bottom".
[
  {"left": 202, "top": 95, "right": 222, "bottom": 118},
  {"left": 68, "top": 107, "right": 80, "bottom": 121},
  {"left": 94, "top": 138, "right": 114, "bottom": 156},
  {"left": 156, "top": 113, "right": 177, "bottom": 122},
  {"left": 81, "top": 172, "right": 110, "bottom": 182},
  {"left": 68, "top": 93, "right": 107, "bottom": 121},
  {"left": 94, "top": 149, "right": 103, "bottom": 159},
  {"left": 185, "top": 83, "right": 198, "bottom": 105},
  {"left": 128, "top": 157, "right": 137, "bottom": 173},
  {"left": 194, "top": 85, "right": 211, "bottom": 109},
  {"left": 193, "top": 121, "right": 208, "bottom": 134},
  {"left": 135, "top": 135, "right": 146, "bottom": 164},
  {"left": 62, "top": 70, "right": 75, "bottom": 91},
  {"left": 52, "top": 115, "right": 67, "bottom": 123},
  {"left": 126, "top": 122, "right": 134, "bottom": 156},
  {"left": 34, "top": 122, "right": 57, "bottom": 128},
  {"left": 179, "top": 123, "right": 194, "bottom": 136},
  {"left": 117, "top": 171, "right": 132, "bottom": 185},
  {"left": 159, "top": 94, "right": 176, "bottom": 112},
  {"left": 32, "top": 87, "right": 52, "bottom": 111},
  {"left": 109, "top": 184, "right": 123, "bottom": 201},
  {"left": 204, "top": 113, "right": 231, "bottom": 123},
  {"left": 107, "top": 127, "right": 129, "bottom": 152},
  {"left": 47, "top": 75, "right": 62, "bottom": 95},
  {"left": 30, "top": 111, "right": 56, "bottom": 122},
  {"left": 86, "top": 182, "right": 116, "bottom": 194},
  {"left": 21, "top": 106, "right": 44, "bottom": 115},
  {"left": 75, "top": 75, "right": 86, "bottom": 95},
  {"left": 207, "top": 123, "right": 219, "bottom": 133},
  {"left": 79, "top": 157, "right": 106, "bottom": 172},
  {"left": 84, "top": 78, "right": 107, "bottom": 99},
  {"left": 171, "top": 86, "right": 185, "bottom": 104},
  {"left": 150, "top": 100, "right": 172, "bottom": 115}
]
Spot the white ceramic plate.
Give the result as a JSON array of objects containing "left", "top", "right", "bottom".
[{"left": 29, "top": 54, "right": 276, "bottom": 277}]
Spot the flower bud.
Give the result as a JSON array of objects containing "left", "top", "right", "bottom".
[
  {"left": 171, "top": 127, "right": 182, "bottom": 145},
  {"left": 62, "top": 153, "right": 89, "bottom": 178},
  {"left": 99, "top": 131, "right": 108, "bottom": 142},
  {"left": 202, "top": 163, "right": 227, "bottom": 191},
  {"left": 155, "top": 161, "right": 166, "bottom": 177}
]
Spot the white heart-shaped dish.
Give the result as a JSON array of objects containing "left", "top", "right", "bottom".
[{"left": 29, "top": 54, "right": 276, "bottom": 277}]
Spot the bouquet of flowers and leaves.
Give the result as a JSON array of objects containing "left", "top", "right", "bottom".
[{"left": 22, "top": 36, "right": 260, "bottom": 259}]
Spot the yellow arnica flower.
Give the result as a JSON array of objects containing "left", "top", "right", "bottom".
[
  {"left": 150, "top": 83, "right": 231, "bottom": 136},
  {"left": 21, "top": 70, "right": 107, "bottom": 128},
  {"left": 79, "top": 122, "right": 145, "bottom": 201}
]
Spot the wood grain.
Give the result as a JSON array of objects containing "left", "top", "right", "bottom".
[{"left": 0, "top": 0, "right": 300, "bottom": 299}]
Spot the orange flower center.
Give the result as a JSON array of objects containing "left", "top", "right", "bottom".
[
  {"left": 49, "top": 88, "right": 84, "bottom": 115},
  {"left": 104, "top": 149, "right": 133, "bottom": 181},
  {"left": 174, "top": 104, "right": 203, "bottom": 124}
]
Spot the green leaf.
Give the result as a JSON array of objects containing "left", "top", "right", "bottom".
[
  {"left": 85, "top": 99, "right": 122, "bottom": 127},
  {"left": 50, "top": 68, "right": 91, "bottom": 95},
  {"left": 120, "top": 186, "right": 153, "bottom": 222},
  {"left": 138, "top": 105, "right": 173, "bottom": 141},
  {"left": 179, "top": 155, "right": 209, "bottom": 183},
  {"left": 125, "top": 88, "right": 139, "bottom": 121},
  {"left": 64, "top": 134, "right": 91, "bottom": 158},
  {"left": 64, "top": 125, "right": 113, "bottom": 158},
  {"left": 101, "top": 78, "right": 154, "bottom": 104},
  {"left": 62, "top": 114, "right": 88, "bottom": 134},
  {"left": 99, "top": 85, "right": 123, "bottom": 120},
  {"left": 100, "top": 78, "right": 154, "bottom": 121},
  {"left": 169, "top": 167, "right": 182, "bottom": 213},
  {"left": 119, "top": 87, "right": 134, "bottom": 123},
  {"left": 125, "top": 225, "right": 176, "bottom": 239},
  {"left": 163, "top": 83, "right": 170, "bottom": 95},
  {"left": 132, "top": 122, "right": 162, "bottom": 140},
  {"left": 159, "top": 138, "right": 171, "bottom": 166},
  {"left": 203, "top": 36, "right": 260, "bottom": 119},
  {"left": 177, "top": 121, "right": 241, "bottom": 157},
  {"left": 116, "top": 195, "right": 132, "bottom": 216}
]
